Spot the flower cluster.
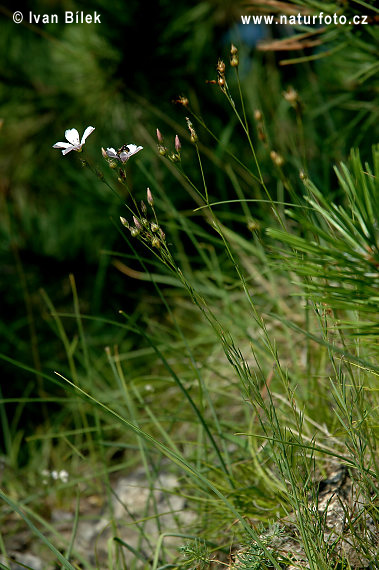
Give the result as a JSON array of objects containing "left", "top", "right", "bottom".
[{"left": 53, "top": 127, "right": 143, "bottom": 164}]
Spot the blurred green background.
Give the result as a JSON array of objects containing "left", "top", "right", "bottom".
[{"left": 1, "top": 0, "right": 378, "bottom": 464}]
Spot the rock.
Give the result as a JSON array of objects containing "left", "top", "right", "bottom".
[{"left": 0, "top": 552, "right": 44, "bottom": 570}]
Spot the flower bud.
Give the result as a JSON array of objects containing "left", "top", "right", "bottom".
[
  {"left": 175, "top": 134, "right": 181, "bottom": 152},
  {"left": 133, "top": 216, "right": 142, "bottom": 230},
  {"left": 101, "top": 147, "right": 108, "bottom": 158},
  {"left": 120, "top": 216, "right": 129, "bottom": 228},
  {"left": 147, "top": 188, "right": 154, "bottom": 206},
  {"left": 159, "top": 228, "right": 166, "bottom": 241},
  {"left": 141, "top": 200, "right": 147, "bottom": 214},
  {"left": 141, "top": 218, "right": 149, "bottom": 228},
  {"left": 151, "top": 237, "right": 160, "bottom": 248},
  {"left": 156, "top": 128, "right": 164, "bottom": 144},
  {"left": 151, "top": 222, "right": 159, "bottom": 232},
  {"left": 130, "top": 227, "right": 139, "bottom": 237},
  {"left": 230, "top": 44, "right": 238, "bottom": 55},
  {"left": 254, "top": 109, "right": 262, "bottom": 121}
]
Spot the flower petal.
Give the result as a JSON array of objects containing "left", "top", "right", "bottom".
[
  {"left": 53, "top": 142, "right": 72, "bottom": 149},
  {"left": 81, "top": 126, "right": 95, "bottom": 145},
  {"left": 65, "top": 128, "right": 80, "bottom": 146},
  {"left": 124, "top": 144, "right": 143, "bottom": 156},
  {"left": 62, "top": 145, "right": 76, "bottom": 155},
  {"left": 106, "top": 148, "right": 118, "bottom": 158}
]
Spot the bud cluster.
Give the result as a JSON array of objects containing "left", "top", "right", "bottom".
[
  {"left": 230, "top": 44, "right": 239, "bottom": 68},
  {"left": 216, "top": 59, "right": 226, "bottom": 91},
  {"left": 156, "top": 128, "right": 182, "bottom": 161},
  {"left": 120, "top": 188, "right": 166, "bottom": 250}
]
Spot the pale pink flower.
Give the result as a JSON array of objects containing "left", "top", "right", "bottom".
[{"left": 105, "top": 144, "right": 143, "bottom": 163}]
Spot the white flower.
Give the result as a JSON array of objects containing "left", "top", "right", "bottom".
[
  {"left": 53, "top": 126, "right": 95, "bottom": 155},
  {"left": 42, "top": 469, "right": 69, "bottom": 483},
  {"left": 105, "top": 143, "right": 143, "bottom": 163}
]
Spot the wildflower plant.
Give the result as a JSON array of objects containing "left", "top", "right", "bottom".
[{"left": 41, "top": 42, "right": 379, "bottom": 569}]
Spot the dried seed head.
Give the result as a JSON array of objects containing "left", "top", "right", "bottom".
[
  {"left": 120, "top": 216, "right": 129, "bottom": 228},
  {"left": 133, "top": 216, "right": 142, "bottom": 230},
  {"left": 175, "top": 134, "right": 181, "bottom": 152},
  {"left": 254, "top": 109, "right": 262, "bottom": 121},
  {"left": 283, "top": 86, "right": 298, "bottom": 105},
  {"left": 186, "top": 117, "right": 198, "bottom": 144},
  {"left": 147, "top": 188, "right": 154, "bottom": 206},
  {"left": 159, "top": 228, "right": 166, "bottom": 241},
  {"left": 217, "top": 59, "right": 226, "bottom": 74},
  {"left": 270, "top": 150, "right": 284, "bottom": 167},
  {"left": 156, "top": 128, "right": 164, "bottom": 144},
  {"left": 151, "top": 222, "right": 159, "bottom": 232},
  {"left": 230, "top": 54, "right": 239, "bottom": 68},
  {"left": 151, "top": 237, "right": 160, "bottom": 248},
  {"left": 218, "top": 75, "right": 225, "bottom": 88},
  {"left": 230, "top": 44, "right": 238, "bottom": 55},
  {"left": 174, "top": 95, "right": 189, "bottom": 107}
]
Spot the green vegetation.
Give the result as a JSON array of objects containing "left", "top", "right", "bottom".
[{"left": 0, "top": 1, "right": 378, "bottom": 568}]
